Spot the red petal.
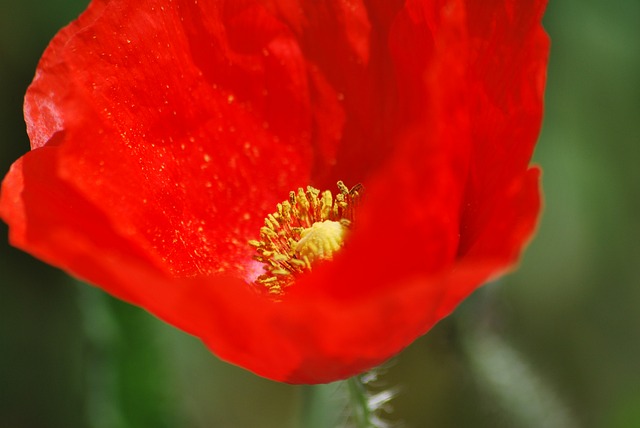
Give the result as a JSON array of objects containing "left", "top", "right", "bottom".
[
  {"left": 1, "top": 0, "right": 549, "bottom": 383},
  {"left": 25, "top": 0, "right": 319, "bottom": 277},
  {"left": 457, "top": 0, "right": 549, "bottom": 256}
]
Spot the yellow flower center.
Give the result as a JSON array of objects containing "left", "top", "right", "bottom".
[
  {"left": 295, "top": 220, "right": 347, "bottom": 265},
  {"left": 250, "top": 181, "right": 362, "bottom": 294}
]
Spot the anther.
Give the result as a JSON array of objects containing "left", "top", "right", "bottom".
[{"left": 250, "top": 181, "right": 363, "bottom": 294}]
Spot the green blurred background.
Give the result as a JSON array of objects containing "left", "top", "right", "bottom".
[{"left": 1, "top": 1, "right": 638, "bottom": 427}]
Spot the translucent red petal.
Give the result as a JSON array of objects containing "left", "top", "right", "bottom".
[{"left": 0, "top": 0, "right": 548, "bottom": 383}]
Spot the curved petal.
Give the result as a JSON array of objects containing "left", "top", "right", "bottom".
[
  {"left": 1, "top": 0, "right": 548, "bottom": 384},
  {"left": 456, "top": 0, "right": 549, "bottom": 255},
  {"left": 25, "top": 0, "right": 317, "bottom": 277}
]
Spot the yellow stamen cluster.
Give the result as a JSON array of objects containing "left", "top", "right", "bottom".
[{"left": 249, "top": 181, "right": 363, "bottom": 294}]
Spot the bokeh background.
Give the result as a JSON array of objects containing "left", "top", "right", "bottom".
[{"left": 1, "top": 0, "right": 638, "bottom": 427}]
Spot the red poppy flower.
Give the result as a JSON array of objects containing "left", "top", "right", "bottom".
[{"left": 0, "top": 0, "right": 548, "bottom": 383}]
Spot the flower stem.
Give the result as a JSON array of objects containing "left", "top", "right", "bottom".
[
  {"left": 297, "top": 383, "right": 344, "bottom": 428},
  {"left": 298, "top": 368, "right": 395, "bottom": 428},
  {"left": 346, "top": 376, "right": 373, "bottom": 428}
]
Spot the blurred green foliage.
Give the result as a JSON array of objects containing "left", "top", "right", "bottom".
[{"left": 1, "top": 0, "right": 639, "bottom": 427}]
